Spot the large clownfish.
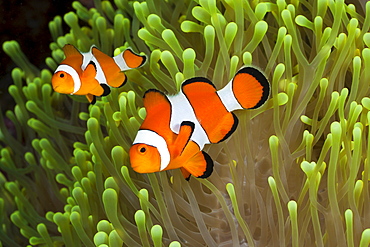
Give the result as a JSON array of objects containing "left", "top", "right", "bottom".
[
  {"left": 51, "top": 44, "right": 146, "bottom": 104},
  {"left": 129, "top": 67, "right": 270, "bottom": 180}
]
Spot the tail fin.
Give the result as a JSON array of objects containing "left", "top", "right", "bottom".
[
  {"left": 217, "top": 67, "right": 270, "bottom": 112},
  {"left": 123, "top": 48, "right": 147, "bottom": 68},
  {"left": 113, "top": 48, "right": 147, "bottom": 71}
]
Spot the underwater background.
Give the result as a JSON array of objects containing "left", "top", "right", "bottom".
[{"left": 1, "top": 0, "right": 370, "bottom": 246}]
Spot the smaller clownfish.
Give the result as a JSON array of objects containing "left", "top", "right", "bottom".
[
  {"left": 52, "top": 44, "right": 146, "bottom": 104},
  {"left": 129, "top": 67, "right": 270, "bottom": 180}
]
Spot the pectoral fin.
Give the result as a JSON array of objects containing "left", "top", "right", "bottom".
[
  {"left": 173, "top": 121, "right": 195, "bottom": 157},
  {"left": 83, "top": 63, "right": 110, "bottom": 98},
  {"left": 83, "top": 62, "right": 97, "bottom": 80}
]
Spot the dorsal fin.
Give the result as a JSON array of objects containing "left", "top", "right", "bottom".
[
  {"left": 181, "top": 77, "right": 236, "bottom": 143},
  {"left": 143, "top": 89, "right": 171, "bottom": 111},
  {"left": 91, "top": 46, "right": 112, "bottom": 62},
  {"left": 91, "top": 46, "right": 126, "bottom": 88},
  {"left": 62, "top": 44, "right": 82, "bottom": 57},
  {"left": 181, "top": 77, "right": 216, "bottom": 91},
  {"left": 140, "top": 89, "right": 172, "bottom": 139}
]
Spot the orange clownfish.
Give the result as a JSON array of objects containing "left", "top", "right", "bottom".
[
  {"left": 51, "top": 44, "right": 146, "bottom": 104},
  {"left": 129, "top": 67, "right": 270, "bottom": 180}
]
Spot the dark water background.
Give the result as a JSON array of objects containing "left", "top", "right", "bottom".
[
  {"left": 0, "top": 0, "right": 367, "bottom": 114},
  {"left": 0, "top": 0, "right": 78, "bottom": 111}
]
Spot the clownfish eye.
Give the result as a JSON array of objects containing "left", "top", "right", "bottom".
[
  {"left": 139, "top": 147, "right": 146, "bottom": 153},
  {"left": 59, "top": 73, "right": 65, "bottom": 78}
]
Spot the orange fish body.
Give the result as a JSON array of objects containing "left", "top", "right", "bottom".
[
  {"left": 52, "top": 44, "right": 146, "bottom": 103},
  {"left": 129, "top": 67, "right": 270, "bottom": 180}
]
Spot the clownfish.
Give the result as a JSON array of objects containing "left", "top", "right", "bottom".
[
  {"left": 51, "top": 44, "right": 146, "bottom": 104},
  {"left": 129, "top": 67, "right": 270, "bottom": 180}
]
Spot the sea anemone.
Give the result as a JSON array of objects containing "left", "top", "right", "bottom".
[{"left": 1, "top": 0, "right": 370, "bottom": 246}]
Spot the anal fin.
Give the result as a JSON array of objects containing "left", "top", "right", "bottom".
[{"left": 86, "top": 94, "right": 96, "bottom": 104}]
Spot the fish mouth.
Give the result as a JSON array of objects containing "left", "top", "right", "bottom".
[
  {"left": 130, "top": 162, "right": 140, "bottom": 172},
  {"left": 131, "top": 165, "right": 141, "bottom": 174},
  {"left": 130, "top": 161, "right": 149, "bottom": 174}
]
